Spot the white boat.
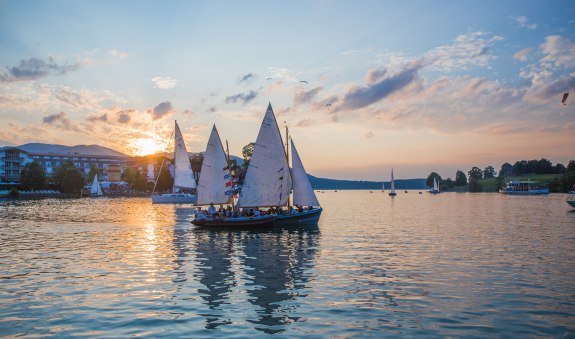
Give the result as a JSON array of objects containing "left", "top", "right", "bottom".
[
  {"left": 90, "top": 174, "right": 103, "bottom": 197},
  {"left": 388, "top": 169, "right": 397, "bottom": 196},
  {"left": 152, "top": 121, "right": 197, "bottom": 204},
  {"left": 498, "top": 180, "right": 549, "bottom": 195},
  {"left": 567, "top": 188, "right": 575, "bottom": 209},
  {"left": 429, "top": 177, "right": 440, "bottom": 194},
  {"left": 237, "top": 103, "right": 322, "bottom": 225},
  {"left": 196, "top": 124, "right": 232, "bottom": 206}
]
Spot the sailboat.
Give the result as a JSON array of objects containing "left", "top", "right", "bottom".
[
  {"left": 237, "top": 103, "right": 322, "bottom": 225},
  {"left": 429, "top": 177, "right": 440, "bottom": 194},
  {"left": 192, "top": 124, "right": 276, "bottom": 227},
  {"left": 90, "top": 174, "right": 103, "bottom": 197},
  {"left": 152, "top": 121, "right": 197, "bottom": 204},
  {"left": 388, "top": 169, "right": 397, "bottom": 196},
  {"left": 381, "top": 182, "right": 385, "bottom": 193}
]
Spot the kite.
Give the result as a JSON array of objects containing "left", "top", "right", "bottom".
[{"left": 562, "top": 92, "right": 569, "bottom": 105}]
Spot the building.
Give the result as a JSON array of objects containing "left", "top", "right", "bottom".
[{"left": 0, "top": 147, "right": 34, "bottom": 183}]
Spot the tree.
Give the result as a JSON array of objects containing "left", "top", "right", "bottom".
[
  {"left": 455, "top": 170, "right": 467, "bottom": 186},
  {"left": 88, "top": 163, "right": 100, "bottom": 182},
  {"left": 499, "top": 163, "right": 513, "bottom": 177},
  {"left": 441, "top": 178, "right": 454, "bottom": 190},
  {"left": 122, "top": 167, "right": 146, "bottom": 191},
  {"left": 155, "top": 167, "right": 173, "bottom": 192},
  {"left": 52, "top": 160, "right": 85, "bottom": 194},
  {"left": 468, "top": 177, "right": 483, "bottom": 192},
  {"left": 468, "top": 166, "right": 483, "bottom": 180},
  {"left": 554, "top": 163, "right": 566, "bottom": 174},
  {"left": 426, "top": 172, "right": 442, "bottom": 188},
  {"left": 20, "top": 162, "right": 47, "bottom": 191},
  {"left": 483, "top": 166, "right": 496, "bottom": 179},
  {"left": 559, "top": 160, "right": 575, "bottom": 192},
  {"left": 242, "top": 142, "right": 255, "bottom": 162}
]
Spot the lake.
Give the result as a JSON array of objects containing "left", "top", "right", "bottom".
[{"left": 1, "top": 191, "right": 575, "bottom": 337}]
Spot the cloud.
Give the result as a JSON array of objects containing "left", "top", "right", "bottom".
[
  {"left": 148, "top": 101, "right": 173, "bottom": 120},
  {"left": 238, "top": 73, "right": 256, "bottom": 84},
  {"left": 182, "top": 109, "right": 194, "bottom": 115},
  {"left": 295, "top": 118, "right": 315, "bottom": 127},
  {"left": 511, "top": 15, "right": 538, "bottom": 30},
  {"left": 208, "top": 106, "right": 216, "bottom": 113},
  {"left": 117, "top": 110, "right": 132, "bottom": 124},
  {"left": 337, "top": 61, "right": 423, "bottom": 111},
  {"left": 540, "top": 35, "right": 575, "bottom": 69},
  {"left": 42, "top": 111, "right": 80, "bottom": 131},
  {"left": 224, "top": 90, "right": 258, "bottom": 104},
  {"left": 513, "top": 47, "right": 533, "bottom": 62},
  {"left": 0, "top": 57, "right": 80, "bottom": 83},
  {"left": 425, "top": 32, "right": 504, "bottom": 71},
  {"left": 87, "top": 113, "right": 108, "bottom": 122},
  {"left": 151, "top": 76, "right": 178, "bottom": 89},
  {"left": 364, "top": 131, "right": 374, "bottom": 139},
  {"left": 294, "top": 86, "right": 323, "bottom": 105}
]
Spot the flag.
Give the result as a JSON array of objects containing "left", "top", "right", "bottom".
[
  {"left": 225, "top": 190, "right": 232, "bottom": 196},
  {"left": 226, "top": 182, "right": 232, "bottom": 187},
  {"left": 224, "top": 173, "right": 231, "bottom": 179},
  {"left": 277, "top": 166, "right": 284, "bottom": 172}
]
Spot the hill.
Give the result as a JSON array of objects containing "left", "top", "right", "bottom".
[{"left": 307, "top": 175, "right": 427, "bottom": 190}]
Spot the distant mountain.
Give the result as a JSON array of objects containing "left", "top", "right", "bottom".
[
  {"left": 307, "top": 174, "right": 428, "bottom": 190},
  {"left": 17, "top": 143, "right": 128, "bottom": 157}
]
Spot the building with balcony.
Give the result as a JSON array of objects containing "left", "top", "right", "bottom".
[{"left": 0, "top": 147, "right": 34, "bottom": 183}]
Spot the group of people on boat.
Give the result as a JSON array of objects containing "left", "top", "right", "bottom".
[{"left": 194, "top": 202, "right": 315, "bottom": 220}]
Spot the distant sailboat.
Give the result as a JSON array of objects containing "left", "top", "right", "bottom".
[
  {"left": 90, "top": 174, "right": 103, "bottom": 197},
  {"left": 429, "top": 177, "right": 440, "bottom": 194},
  {"left": 152, "top": 121, "right": 197, "bottom": 204},
  {"left": 388, "top": 169, "right": 397, "bottom": 196},
  {"left": 381, "top": 182, "right": 385, "bottom": 193}
]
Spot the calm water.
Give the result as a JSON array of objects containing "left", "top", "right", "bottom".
[{"left": 1, "top": 192, "right": 575, "bottom": 337}]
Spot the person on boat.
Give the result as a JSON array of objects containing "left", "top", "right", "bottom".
[
  {"left": 208, "top": 203, "right": 216, "bottom": 216},
  {"left": 254, "top": 209, "right": 261, "bottom": 217}
]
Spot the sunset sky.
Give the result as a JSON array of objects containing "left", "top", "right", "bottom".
[{"left": 1, "top": 0, "right": 574, "bottom": 180}]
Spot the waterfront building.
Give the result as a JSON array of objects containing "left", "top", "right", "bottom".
[{"left": 0, "top": 147, "right": 34, "bottom": 183}]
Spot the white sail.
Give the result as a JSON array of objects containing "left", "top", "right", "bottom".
[
  {"left": 291, "top": 139, "right": 320, "bottom": 207},
  {"left": 433, "top": 178, "right": 439, "bottom": 191},
  {"left": 90, "top": 174, "right": 102, "bottom": 196},
  {"left": 238, "top": 103, "right": 291, "bottom": 207},
  {"left": 390, "top": 169, "right": 396, "bottom": 194},
  {"left": 173, "top": 121, "right": 196, "bottom": 192},
  {"left": 197, "top": 125, "right": 231, "bottom": 205}
]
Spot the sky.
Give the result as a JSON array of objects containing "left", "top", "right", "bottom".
[{"left": 1, "top": 0, "right": 574, "bottom": 180}]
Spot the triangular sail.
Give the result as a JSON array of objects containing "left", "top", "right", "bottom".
[
  {"left": 237, "top": 104, "right": 291, "bottom": 207},
  {"left": 197, "top": 125, "right": 231, "bottom": 205},
  {"left": 390, "top": 169, "right": 396, "bottom": 194},
  {"left": 291, "top": 139, "right": 320, "bottom": 207},
  {"left": 173, "top": 121, "right": 196, "bottom": 191},
  {"left": 433, "top": 178, "right": 439, "bottom": 191},
  {"left": 91, "top": 174, "right": 102, "bottom": 196}
]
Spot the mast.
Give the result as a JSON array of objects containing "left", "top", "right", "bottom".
[
  {"left": 172, "top": 120, "right": 177, "bottom": 193},
  {"left": 226, "top": 139, "right": 235, "bottom": 211},
  {"left": 285, "top": 124, "right": 291, "bottom": 210},
  {"left": 152, "top": 128, "right": 174, "bottom": 194}
]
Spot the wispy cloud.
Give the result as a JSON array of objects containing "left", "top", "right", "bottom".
[
  {"left": 513, "top": 47, "right": 533, "bottom": 61},
  {"left": 238, "top": 73, "right": 256, "bottom": 84},
  {"left": 224, "top": 90, "right": 258, "bottom": 104},
  {"left": 294, "top": 86, "right": 323, "bottom": 105},
  {"left": 42, "top": 111, "right": 80, "bottom": 132},
  {"left": 148, "top": 101, "right": 173, "bottom": 120},
  {"left": 151, "top": 76, "right": 178, "bottom": 89},
  {"left": 511, "top": 15, "right": 538, "bottom": 30},
  {"left": 0, "top": 57, "right": 80, "bottom": 83},
  {"left": 539, "top": 35, "right": 575, "bottom": 69}
]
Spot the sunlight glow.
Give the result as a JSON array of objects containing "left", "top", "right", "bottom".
[{"left": 129, "top": 138, "right": 165, "bottom": 156}]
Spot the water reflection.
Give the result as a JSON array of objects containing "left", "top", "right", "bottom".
[{"left": 191, "top": 225, "right": 320, "bottom": 333}]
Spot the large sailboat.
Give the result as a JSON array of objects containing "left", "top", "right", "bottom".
[
  {"left": 192, "top": 124, "right": 276, "bottom": 227},
  {"left": 152, "top": 121, "right": 197, "bottom": 204},
  {"left": 237, "top": 103, "right": 322, "bottom": 225},
  {"left": 388, "top": 169, "right": 397, "bottom": 196}
]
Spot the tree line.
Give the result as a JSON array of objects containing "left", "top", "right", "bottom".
[{"left": 427, "top": 158, "right": 575, "bottom": 193}]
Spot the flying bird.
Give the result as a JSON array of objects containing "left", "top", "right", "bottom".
[
  {"left": 562, "top": 92, "right": 569, "bottom": 105},
  {"left": 266, "top": 77, "right": 272, "bottom": 80},
  {"left": 326, "top": 103, "right": 332, "bottom": 107},
  {"left": 299, "top": 80, "right": 309, "bottom": 84}
]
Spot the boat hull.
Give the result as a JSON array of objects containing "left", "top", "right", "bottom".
[
  {"left": 567, "top": 192, "right": 575, "bottom": 208},
  {"left": 388, "top": 193, "right": 397, "bottom": 196},
  {"left": 428, "top": 190, "right": 440, "bottom": 194},
  {"left": 152, "top": 194, "right": 197, "bottom": 204},
  {"left": 191, "top": 214, "right": 277, "bottom": 228},
  {"left": 498, "top": 189, "right": 549, "bottom": 195},
  {"left": 275, "top": 208, "right": 322, "bottom": 226}
]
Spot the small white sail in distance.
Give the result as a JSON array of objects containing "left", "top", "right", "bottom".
[
  {"left": 237, "top": 103, "right": 291, "bottom": 207},
  {"left": 197, "top": 125, "right": 230, "bottom": 205},
  {"left": 173, "top": 121, "right": 196, "bottom": 192},
  {"left": 291, "top": 139, "right": 320, "bottom": 207},
  {"left": 433, "top": 177, "right": 439, "bottom": 191},
  {"left": 91, "top": 174, "right": 102, "bottom": 196},
  {"left": 390, "top": 168, "right": 396, "bottom": 194}
]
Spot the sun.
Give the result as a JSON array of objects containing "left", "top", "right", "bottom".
[{"left": 129, "top": 138, "right": 165, "bottom": 156}]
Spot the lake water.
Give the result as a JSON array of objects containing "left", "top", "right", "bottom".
[{"left": 1, "top": 191, "right": 575, "bottom": 337}]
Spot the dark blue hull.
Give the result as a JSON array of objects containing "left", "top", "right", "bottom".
[{"left": 275, "top": 208, "right": 322, "bottom": 226}]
